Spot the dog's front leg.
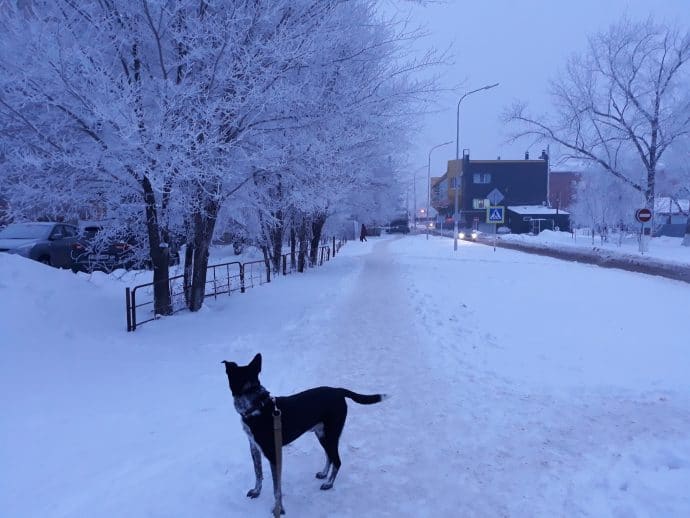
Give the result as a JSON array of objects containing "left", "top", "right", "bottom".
[
  {"left": 246, "top": 440, "right": 263, "bottom": 498},
  {"left": 269, "top": 461, "right": 285, "bottom": 515}
]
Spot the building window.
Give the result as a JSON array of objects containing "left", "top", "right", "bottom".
[
  {"left": 473, "top": 173, "right": 491, "bottom": 184},
  {"left": 472, "top": 198, "right": 489, "bottom": 209}
]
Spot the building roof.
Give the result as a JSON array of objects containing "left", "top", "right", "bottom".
[
  {"left": 655, "top": 197, "right": 689, "bottom": 214},
  {"left": 507, "top": 205, "right": 570, "bottom": 215}
]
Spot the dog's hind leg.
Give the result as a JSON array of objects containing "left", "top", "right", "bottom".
[
  {"left": 318, "top": 416, "right": 345, "bottom": 491},
  {"left": 315, "top": 454, "right": 332, "bottom": 480},
  {"left": 318, "top": 442, "right": 341, "bottom": 490},
  {"left": 313, "top": 424, "right": 332, "bottom": 479}
]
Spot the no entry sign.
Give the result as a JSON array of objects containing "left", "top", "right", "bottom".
[{"left": 635, "top": 208, "right": 652, "bottom": 223}]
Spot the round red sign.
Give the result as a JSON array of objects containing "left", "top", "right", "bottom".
[{"left": 635, "top": 208, "right": 652, "bottom": 223}]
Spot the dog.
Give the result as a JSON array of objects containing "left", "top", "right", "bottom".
[{"left": 222, "top": 353, "right": 387, "bottom": 515}]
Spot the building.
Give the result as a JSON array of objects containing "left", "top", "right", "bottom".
[
  {"left": 654, "top": 197, "right": 689, "bottom": 237},
  {"left": 506, "top": 206, "right": 571, "bottom": 234},
  {"left": 548, "top": 170, "right": 581, "bottom": 210},
  {"left": 431, "top": 150, "right": 549, "bottom": 228}
]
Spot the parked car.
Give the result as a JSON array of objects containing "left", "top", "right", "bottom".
[
  {"left": 72, "top": 224, "right": 180, "bottom": 272},
  {"left": 0, "top": 222, "right": 79, "bottom": 268},
  {"left": 387, "top": 218, "right": 410, "bottom": 234},
  {"left": 214, "top": 225, "right": 251, "bottom": 255}
]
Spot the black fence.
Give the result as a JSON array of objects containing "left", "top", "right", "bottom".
[{"left": 126, "top": 238, "right": 345, "bottom": 331}]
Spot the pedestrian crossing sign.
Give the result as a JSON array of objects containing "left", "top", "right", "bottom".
[{"left": 487, "top": 206, "right": 504, "bottom": 224}]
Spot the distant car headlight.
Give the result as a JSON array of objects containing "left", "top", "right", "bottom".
[
  {"left": 458, "top": 232, "right": 465, "bottom": 239},
  {"left": 471, "top": 232, "right": 478, "bottom": 240}
]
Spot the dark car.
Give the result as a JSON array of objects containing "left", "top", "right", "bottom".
[
  {"left": 72, "top": 224, "right": 180, "bottom": 272},
  {"left": 387, "top": 218, "right": 410, "bottom": 234},
  {"left": 71, "top": 225, "right": 138, "bottom": 272},
  {"left": 0, "top": 222, "right": 79, "bottom": 268},
  {"left": 458, "top": 228, "right": 480, "bottom": 241}
]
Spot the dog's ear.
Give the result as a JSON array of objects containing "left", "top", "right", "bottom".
[
  {"left": 249, "top": 353, "right": 262, "bottom": 373},
  {"left": 221, "top": 360, "right": 238, "bottom": 371}
]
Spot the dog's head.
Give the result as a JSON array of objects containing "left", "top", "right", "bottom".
[{"left": 222, "top": 353, "right": 262, "bottom": 397}]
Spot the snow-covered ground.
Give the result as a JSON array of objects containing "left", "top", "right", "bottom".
[
  {"left": 1, "top": 235, "right": 689, "bottom": 517},
  {"left": 497, "top": 229, "right": 690, "bottom": 267}
]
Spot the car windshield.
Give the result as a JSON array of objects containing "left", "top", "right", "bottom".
[{"left": 0, "top": 223, "right": 52, "bottom": 239}]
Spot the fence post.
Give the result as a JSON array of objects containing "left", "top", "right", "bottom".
[
  {"left": 240, "top": 264, "right": 245, "bottom": 293},
  {"left": 213, "top": 265, "right": 218, "bottom": 299},
  {"left": 266, "top": 262, "right": 271, "bottom": 283},
  {"left": 327, "top": 247, "right": 331, "bottom": 261},
  {"left": 131, "top": 288, "right": 137, "bottom": 331},
  {"left": 332, "top": 236, "right": 336, "bottom": 257},
  {"left": 282, "top": 255, "right": 287, "bottom": 275},
  {"left": 126, "top": 287, "right": 132, "bottom": 332}
]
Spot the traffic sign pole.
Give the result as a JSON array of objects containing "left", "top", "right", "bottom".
[
  {"left": 635, "top": 208, "right": 652, "bottom": 254},
  {"left": 486, "top": 205, "right": 505, "bottom": 252}
]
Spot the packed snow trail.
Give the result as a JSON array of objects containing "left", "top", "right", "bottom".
[
  {"left": 2, "top": 235, "right": 689, "bottom": 517},
  {"left": 295, "top": 236, "right": 468, "bottom": 517}
]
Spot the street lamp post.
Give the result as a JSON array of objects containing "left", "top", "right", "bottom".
[
  {"left": 411, "top": 165, "right": 426, "bottom": 231},
  {"left": 453, "top": 82, "right": 499, "bottom": 251},
  {"left": 427, "top": 141, "right": 453, "bottom": 240}
]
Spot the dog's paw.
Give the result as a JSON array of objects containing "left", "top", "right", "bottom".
[
  {"left": 271, "top": 504, "right": 286, "bottom": 515},
  {"left": 246, "top": 488, "right": 261, "bottom": 498},
  {"left": 319, "top": 482, "right": 333, "bottom": 491},
  {"left": 315, "top": 471, "right": 328, "bottom": 479}
]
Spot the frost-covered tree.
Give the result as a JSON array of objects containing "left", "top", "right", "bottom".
[
  {"left": 506, "top": 18, "right": 690, "bottom": 227},
  {"left": 570, "top": 167, "right": 642, "bottom": 243},
  {"left": 0, "top": 0, "right": 439, "bottom": 314}
]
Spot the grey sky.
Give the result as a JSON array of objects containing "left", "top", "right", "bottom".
[{"left": 397, "top": 0, "right": 690, "bottom": 182}]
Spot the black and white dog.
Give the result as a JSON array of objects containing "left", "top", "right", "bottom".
[{"left": 222, "top": 353, "right": 387, "bottom": 515}]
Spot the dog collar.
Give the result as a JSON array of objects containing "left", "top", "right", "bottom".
[{"left": 240, "top": 391, "right": 272, "bottom": 419}]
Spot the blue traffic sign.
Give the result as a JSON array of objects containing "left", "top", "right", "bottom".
[{"left": 487, "top": 206, "right": 505, "bottom": 224}]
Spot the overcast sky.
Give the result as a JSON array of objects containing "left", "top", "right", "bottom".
[{"left": 392, "top": 0, "right": 690, "bottom": 184}]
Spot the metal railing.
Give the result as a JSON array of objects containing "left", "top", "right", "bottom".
[{"left": 126, "top": 238, "right": 345, "bottom": 331}]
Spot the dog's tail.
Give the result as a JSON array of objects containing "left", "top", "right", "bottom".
[{"left": 340, "top": 389, "right": 390, "bottom": 405}]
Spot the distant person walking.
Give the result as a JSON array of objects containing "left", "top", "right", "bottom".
[{"left": 360, "top": 223, "right": 368, "bottom": 242}]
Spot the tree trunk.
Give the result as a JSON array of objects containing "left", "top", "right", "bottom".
[
  {"left": 183, "top": 241, "right": 194, "bottom": 308},
  {"left": 290, "top": 227, "right": 296, "bottom": 270},
  {"left": 269, "top": 210, "right": 284, "bottom": 273},
  {"left": 261, "top": 245, "right": 271, "bottom": 282},
  {"left": 188, "top": 201, "right": 219, "bottom": 312},
  {"left": 297, "top": 221, "right": 308, "bottom": 273},
  {"left": 309, "top": 213, "right": 326, "bottom": 265},
  {"left": 142, "top": 176, "right": 172, "bottom": 316}
]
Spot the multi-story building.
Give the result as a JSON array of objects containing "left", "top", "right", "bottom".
[{"left": 431, "top": 150, "right": 549, "bottom": 227}]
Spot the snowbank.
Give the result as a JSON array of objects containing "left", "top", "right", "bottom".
[
  {"left": 2, "top": 235, "right": 689, "bottom": 517},
  {"left": 500, "top": 229, "right": 690, "bottom": 267}
]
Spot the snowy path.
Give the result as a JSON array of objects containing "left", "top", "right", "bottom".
[
  {"left": 2, "top": 235, "right": 689, "bottom": 517},
  {"left": 300, "top": 237, "right": 463, "bottom": 516}
]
